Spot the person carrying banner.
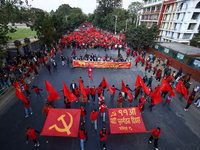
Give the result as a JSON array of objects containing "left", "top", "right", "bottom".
[
  {"left": 116, "top": 93, "right": 123, "bottom": 108},
  {"left": 79, "top": 104, "right": 86, "bottom": 125},
  {"left": 42, "top": 103, "right": 52, "bottom": 116},
  {"left": 78, "top": 128, "right": 87, "bottom": 150},
  {"left": 98, "top": 102, "right": 108, "bottom": 123},
  {"left": 100, "top": 127, "right": 108, "bottom": 150},
  {"left": 90, "top": 109, "right": 98, "bottom": 130},
  {"left": 146, "top": 127, "right": 162, "bottom": 150},
  {"left": 26, "top": 127, "right": 40, "bottom": 147}
]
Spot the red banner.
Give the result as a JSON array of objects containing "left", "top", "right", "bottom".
[
  {"left": 41, "top": 109, "right": 81, "bottom": 137},
  {"left": 73, "top": 60, "right": 132, "bottom": 68},
  {"left": 108, "top": 107, "right": 146, "bottom": 134}
]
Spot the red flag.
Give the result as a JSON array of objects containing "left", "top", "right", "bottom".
[
  {"left": 88, "top": 63, "right": 93, "bottom": 80},
  {"left": 106, "top": 81, "right": 114, "bottom": 95},
  {"left": 160, "top": 79, "right": 176, "bottom": 97},
  {"left": 101, "top": 77, "right": 107, "bottom": 88},
  {"left": 122, "top": 80, "right": 133, "bottom": 99},
  {"left": 175, "top": 80, "right": 188, "bottom": 99},
  {"left": 135, "top": 75, "right": 150, "bottom": 95},
  {"left": 79, "top": 78, "right": 86, "bottom": 97},
  {"left": 15, "top": 81, "right": 27, "bottom": 102},
  {"left": 45, "top": 80, "right": 60, "bottom": 101},
  {"left": 41, "top": 109, "right": 81, "bottom": 137},
  {"left": 149, "top": 87, "right": 162, "bottom": 105},
  {"left": 63, "top": 82, "right": 78, "bottom": 102}
]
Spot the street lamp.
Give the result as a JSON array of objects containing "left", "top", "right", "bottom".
[
  {"left": 113, "top": 15, "right": 118, "bottom": 35},
  {"left": 65, "top": 15, "right": 70, "bottom": 22}
]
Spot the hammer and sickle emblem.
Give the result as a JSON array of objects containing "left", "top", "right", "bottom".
[
  {"left": 49, "top": 112, "right": 73, "bottom": 135},
  {"left": 79, "top": 62, "right": 85, "bottom": 66},
  {"left": 17, "top": 87, "right": 21, "bottom": 92}
]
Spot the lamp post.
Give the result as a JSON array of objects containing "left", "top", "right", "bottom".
[
  {"left": 113, "top": 15, "right": 118, "bottom": 35},
  {"left": 65, "top": 15, "right": 69, "bottom": 22}
]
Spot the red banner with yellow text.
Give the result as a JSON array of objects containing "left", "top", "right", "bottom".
[
  {"left": 41, "top": 109, "right": 80, "bottom": 137},
  {"left": 73, "top": 60, "right": 132, "bottom": 68},
  {"left": 108, "top": 107, "right": 146, "bottom": 134}
]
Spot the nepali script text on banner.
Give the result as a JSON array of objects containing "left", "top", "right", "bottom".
[
  {"left": 108, "top": 107, "right": 146, "bottom": 134},
  {"left": 73, "top": 60, "right": 132, "bottom": 68}
]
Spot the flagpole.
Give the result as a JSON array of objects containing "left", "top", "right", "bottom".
[{"left": 89, "top": 77, "right": 90, "bottom": 88}]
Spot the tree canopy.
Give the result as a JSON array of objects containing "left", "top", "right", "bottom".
[{"left": 190, "top": 27, "right": 200, "bottom": 47}]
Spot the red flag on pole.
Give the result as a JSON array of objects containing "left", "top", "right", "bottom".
[
  {"left": 101, "top": 77, "right": 107, "bottom": 88},
  {"left": 45, "top": 80, "right": 60, "bottom": 101},
  {"left": 101, "top": 77, "right": 113, "bottom": 95},
  {"left": 63, "top": 82, "right": 78, "bottom": 102},
  {"left": 15, "top": 81, "right": 27, "bottom": 103},
  {"left": 160, "top": 79, "right": 176, "bottom": 97},
  {"left": 175, "top": 80, "right": 188, "bottom": 99},
  {"left": 79, "top": 78, "right": 86, "bottom": 97},
  {"left": 88, "top": 63, "right": 93, "bottom": 80},
  {"left": 135, "top": 75, "right": 150, "bottom": 95},
  {"left": 149, "top": 87, "right": 162, "bottom": 105},
  {"left": 122, "top": 80, "right": 133, "bottom": 99}
]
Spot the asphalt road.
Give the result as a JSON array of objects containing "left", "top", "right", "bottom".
[{"left": 0, "top": 48, "right": 200, "bottom": 150}]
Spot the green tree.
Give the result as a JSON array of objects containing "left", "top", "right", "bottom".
[
  {"left": 0, "top": 0, "right": 29, "bottom": 66},
  {"left": 125, "top": 24, "right": 159, "bottom": 50},
  {"left": 190, "top": 27, "right": 200, "bottom": 47},
  {"left": 36, "top": 15, "right": 57, "bottom": 48},
  {"left": 128, "top": 2, "right": 143, "bottom": 26}
]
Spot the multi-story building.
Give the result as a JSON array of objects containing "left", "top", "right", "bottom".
[{"left": 139, "top": 0, "right": 200, "bottom": 44}]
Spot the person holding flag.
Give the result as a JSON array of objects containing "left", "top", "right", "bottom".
[
  {"left": 146, "top": 127, "right": 162, "bottom": 150},
  {"left": 97, "top": 85, "right": 103, "bottom": 97},
  {"left": 64, "top": 96, "right": 71, "bottom": 109},
  {"left": 42, "top": 103, "right": 52, "bottom": 116},
  {"left": 32, "top": 85, "right": 44, "bottom": 101},
  {"left": 79, "top": 94, "right": 87, "bottom": 108},
  {"left": 124, "top": 84, "right": 133, "bottom": 101},
  {"left": 85, "top": 86, "right": 91, "bottom": 103},
  {"left": 116, "top": 93, "right": 123, "bottom": 108},
  {"left": 74, "top": 86, "right": 80, "bottom": 103}
]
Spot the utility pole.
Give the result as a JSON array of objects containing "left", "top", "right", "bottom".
[
  {"left": 126, "top": 19, "right": 128, "bottom": 31},
  {"left": 113, "top": 15, "right": 118, "bottom": 35}
]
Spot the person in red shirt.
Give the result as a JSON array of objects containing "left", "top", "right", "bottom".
[
  {"left": 42, "top": 103, "right": 52, "bottom": 116},
  {"left": 135, "top": 58, "right": 139, "bottom": 67},
  {"left": 109, "top": 85, "right": 117, "bottom": 100},
  {"left": 74, "top": 86, "right": 80, "bottom": 103},
  {"left": 184, "top": 94, "right": 195, "bottom": 111},
  {"left": 136, "top": 102, "right": 143, "bottom": 114},
  {"left": 85, "top": 86, "right": 90, "bottom": 103},
  {"left": 97, "top": 85, "right": 103, "bottom": 97},
  {"left": 100, "top": 127, "right": 108, "bottom": 150},
  {"left": 78, "top": 128, "right": 87, "bottom": 150},
  {"left": 146, "top": 127, "right": 162, "bottom": 150},
  {"left": 163, "top": 94, "right": 173, "bottom": 110},
  {"left": 23, "top": 98, "right": 33, "bottom": 118},
  {"left": 134, "top": 86, "right": 142, "bottom": 100},
  {"left": 128, "top": 93, "right": 133, "bottom": 106},
  {"left": 32, "top": 86, "right": 44, "bottom": 101},
  {"left": 26, "top": 127, "right": 40, "bottom": 147},
  {"left": 79, "top": 104, "right": 87, "bottom": 125},
  {"left": 139, "top": 95, "right": 146, "bottom": 112},
  {"left": 116, "top": 93, "right": 123, "bottom": 108},
  {"left": 98, "top": 102, "right": 108, "bottom": 123},
  {"left": 98, "top": 93, "right": 105, "bottom": 105},
  {"left": 90, "top": 86, "right": 97, "bottom": 104},
  {"left": 23, "top": 82, "right": 32, "bottom": 98},
  {"left": 79, "top": 94, "right": 87, "bottom": 108},
  {"left": 64, "top": 97, "right": 71, "bottom": 109},
  {"left": 90, "top": 109, "right": 98, "bottom": 130},
  {"left": 153, "top": 66, "right": 157, "bottom": 75}
]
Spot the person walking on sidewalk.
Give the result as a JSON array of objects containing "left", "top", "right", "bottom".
[
  {"left": 100, "top": 127, "right": 108, "bottom": 150},
  {"left": 98, "top": 102, "right": 108, "bottom": 123},
  {"left": 146, "top": 127, "right": 162, "bottom": 150},
  {"left": 78, "top": 128, "right": 87, "bottom": 150},
  {"left": 90, "top": 109, "right": 98, "bottom": 130},
  {"left": 23, "top": 98, "right": 33, "bottom": 118},
  {"left": 26, "top": 127, "right": 40, "bottom": 147}
]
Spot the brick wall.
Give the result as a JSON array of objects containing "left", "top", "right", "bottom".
[{"left": 147, "top": 47, "right": 200, "bottom": 82}]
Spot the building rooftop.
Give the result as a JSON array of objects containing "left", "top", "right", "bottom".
[{"left": 159, "top": 42, "right": 200, "bottom": 56}]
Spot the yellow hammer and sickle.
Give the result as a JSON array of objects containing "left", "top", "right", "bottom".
[
  {"left": 17, "top": 87, "right": 21, "bottom": 92},
  {"left": 79, "top": 62, "right": 85, "bottom": 66},
  {"left": 49, "top": 112, "right": 73, "bottom": 135}
]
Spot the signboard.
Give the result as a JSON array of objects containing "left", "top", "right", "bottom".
[
  {"left": 177, "top": 53, "right": 184, "bottom": 60},
  {"left": 164, "top": 48, "right": 169, "bottom": 54},
  {"left": 154, "top": 45, "right": 159, "bottom": 50},
  {"left": 108, "top": 107, "right": 146, "bottom": 134},
  {"left": 193, "top": 59, "right": 200, "bottom": 68},
  {"left": 73, "top": 60, "right": 132, "bottom": 68}
]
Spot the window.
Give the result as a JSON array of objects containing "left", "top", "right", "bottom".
[
  {"left": 182, "top": 33, "right": 191, "bottom": 39},
  {"left": 145, "top": 15, "right": 148, "bottom": 19},
  {"left": 192, "top": 12, "right": 199, "bottom": 20},
  {"left": 196, "top": 2, "right": 200, "bottom": 8},
  {"left": 152, "top": 6, "right": 155, "bottom": 11},
  {"left": 147, "top": 7, "right": 150, "bottom": 11},
  {"left": 143, "top": 8, "right": 146, "bottom": 12},
  {"left": 176, "top": 13, "right": 180, "bottom": 20},
  {"left": 150, "top": 15, "right": 154, "bottom": 19},
  {"left": 174, "top": 23, "right": 177, "bottom": 30},
  {"left": 171, "top": 32, "right": 174, "bottom": 38},
  {"left": 188, "top": 23, "right": 196, "bottom": 30},
  {"left": 142, "top": 15, "right": 145, "bottom": 19},
  {"left": 165, "top": 31, "right": 168, "bottom": 36},
  {"left": 157, "top": 5, "right": 161, "bottom": 10},
  {"left": 177, "top": 33, "right": 180, "bottom": 39}
]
